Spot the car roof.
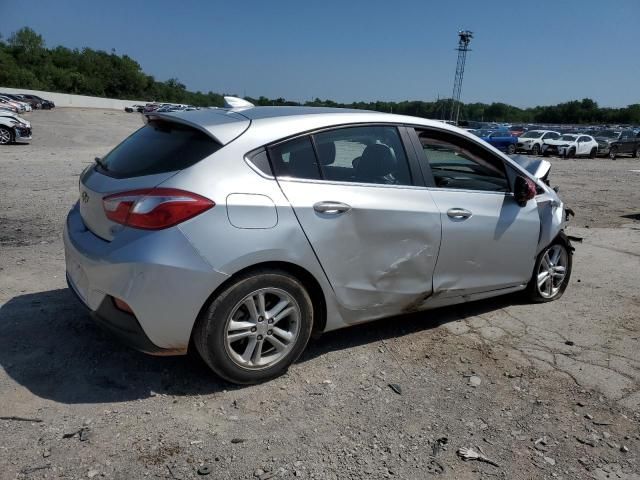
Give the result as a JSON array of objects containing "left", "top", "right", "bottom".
[{"left": 153, "top": 106, "right": 466, "bottom": 146}]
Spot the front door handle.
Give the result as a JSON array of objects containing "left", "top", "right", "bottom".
[
  {"left": 313, "top": 201, "right": 351, "bottom": 215},
  {"left": 447, "top": 208, "right": 472, "bottom": 219}
]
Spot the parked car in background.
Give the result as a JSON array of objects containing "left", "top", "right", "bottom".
[
  {"left": 542, "top": 134, "right": 598, "bottom": 158},
  {"left": 0, "top": 96, "right": 27, "bottom": 113},
  {"left": 1, "top": 93, "right": 36, "bottom": 110},
  {"left": 19, "top": 94, "right": 55, "bottom": 109},
  {"left": 125, "top": 104, "right": 146, "bottom": 113},
  {"left": 0, "top": 112, "right": 32, "bottom": 144},
  {"left": 516, "top": 130, "right": 561, "bottom": 155},
  {"left": 508, "top": 125, "right": 527, "bottom": 137},
  {"left": 64, "top": 99, "right": 572, "bottom": 384},
  {"left": 474, "top": 129, "right": 518, "bottom": 154},
  {"left": 593, "top": 130, "right": 640, "bottom": 159}
]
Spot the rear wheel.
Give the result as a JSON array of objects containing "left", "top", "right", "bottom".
[
  {"left": 507, "top": 144, "right": 516, "bottom": 155},
  {"left": 609, "top": 146, "right": 618, "bottom": 160},
  {"left": 589, "top": 147, "right": 597, "bottom": 159},
  {"left": 532, "top": 144, "right": 541, "bottom": 156},
  {"left": 525, "top": 242, "right": 572, "bottom": 302},
  {"left": 633, "top": 148, "right": 639, "bottom": 158},
  {"left": 0, "top": 126, "right": 13, "bottom": 145},
  {"left": 193, "top": 270, "right": 314, "bottom": 384}
]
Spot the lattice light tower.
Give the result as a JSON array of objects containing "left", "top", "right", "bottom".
[{"left": 449, "top": 30, "right": 473, "bottom": 124}]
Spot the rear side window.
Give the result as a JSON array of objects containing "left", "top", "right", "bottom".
[
  {"left": 99, "top": 120, "right": 221, "bottom": 178},
  {"left": 268, "top": 136, "right": 321, "bottom": 180}
]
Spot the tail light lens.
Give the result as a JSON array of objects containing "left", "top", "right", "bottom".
[{"left": 103, "top": 188, "right": 214, "bottom": 230}]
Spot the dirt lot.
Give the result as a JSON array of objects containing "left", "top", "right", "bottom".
[{"left": 1, "top": 108, "right": 639, "bottom": 480}]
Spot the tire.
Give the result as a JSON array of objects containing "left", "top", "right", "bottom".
[
  {"left": 507, "top": 144, "right": 516, "bottom": 155},
  {"left": 0, "top": 126, "right": 14, "bottom": 145},
  {"left": 532, "top": 144, "right": 541, "bottom": 156},
  {"left": 633, "top": 148, "right": 639, "bottom": 158},
  {"left": 609, "top": 146, "right": 618, "bottom": 160},
  {"left": 525, "top": 241, "right": 572, "bottom": 303},
  {"left": 193, "top": 269, "right": 314, "bottom": 384},
  {"left": 543, "top": 150, "right": 550, "bottom": 157},
  {"left": 589, "top": 147, "right": 597, "bottom": 159}
]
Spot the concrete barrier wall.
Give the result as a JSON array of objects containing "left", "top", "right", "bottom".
[{"left": 0, "top": 87, "right": 148, "bottom": 110}]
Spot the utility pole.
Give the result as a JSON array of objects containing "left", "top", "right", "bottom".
[{"left": 449, "top": 30, "right": 473, "bottom": 125}]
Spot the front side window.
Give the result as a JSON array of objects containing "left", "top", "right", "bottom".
[
  {"left": 313, "top": 126, "right": 412, "bottom": 185},
  {"left": 417, "top": 129, "right": 509, "bottom": 192}
]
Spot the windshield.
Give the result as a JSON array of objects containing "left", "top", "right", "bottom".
[
  {"left": 520, "top": 131, "right": 543, "bottom": 139},
  {"left": 559, "top": 135, "right": 577, "bottom": 141},
  {"left": 594, "top": 130, "right": 620, "bottom": 138}
]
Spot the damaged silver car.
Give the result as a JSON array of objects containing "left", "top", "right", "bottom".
[{"left": 64, "top": 98, "right": 572, "bottom": 384}]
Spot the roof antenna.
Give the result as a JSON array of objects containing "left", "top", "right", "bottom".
[{"left": 223, "top": 96, "right": 255, "bottom": 108}]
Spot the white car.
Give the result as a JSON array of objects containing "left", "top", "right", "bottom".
[
  {"left": 0, "top": 113, "right": 32, "bottom": 144},
  {"left": 516, "top": 130, "right": 561, "bottom": 155},
  {"left": 542, "top": 134, "right": 598, "bottom": 158}
]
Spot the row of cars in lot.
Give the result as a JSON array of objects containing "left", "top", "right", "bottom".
[
  {"left": 125, "top": 102, "right": 199, "bottom": 113},
  {"left": 469, "top": 124, "right": 640, "bottom": 159},
  {"left": 0, "top": 92, "right": 56, "bottom": 145}
]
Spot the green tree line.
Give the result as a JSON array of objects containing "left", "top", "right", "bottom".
[{"left": 2, "top": 27, "right": 639, "bottom": 124}]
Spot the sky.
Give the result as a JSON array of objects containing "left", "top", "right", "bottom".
[{"left": 0, "top": 0, "right": 638, "bottom": 108}]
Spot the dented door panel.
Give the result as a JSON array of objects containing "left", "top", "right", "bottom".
[{"left": 277, "top": 180, "right": 442, "bottom": 322}]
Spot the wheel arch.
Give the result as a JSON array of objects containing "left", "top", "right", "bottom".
[{"left": 190, "top": 261, "right": 328, "bottom": 349}]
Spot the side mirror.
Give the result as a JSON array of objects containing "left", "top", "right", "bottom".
[{"left": 514, "top": 175, "right": 537, "bottom": 206}]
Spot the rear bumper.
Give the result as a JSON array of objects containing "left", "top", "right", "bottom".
[
  {"left": 67, "top": 274, "right": 163, "bottom": 353},
  {"left": 63, "top": 202, "right": 229, "bottom": 353}
]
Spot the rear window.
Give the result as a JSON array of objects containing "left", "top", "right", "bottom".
[{"left": 98, "top": 120, "right": 221, "bottom": 178}]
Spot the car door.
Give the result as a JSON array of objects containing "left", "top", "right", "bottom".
[
  {"left": 577, "top": 136, "right": 590, "bottom": 155},
  {"left": 269, "top": 125, "right": 442, "bottom": 321},
  {"left": 621, "top": 131, "right": 634, "bottom": 153},
  {"left": 410, "top": 127, "right": 540, "bottom": 298}
]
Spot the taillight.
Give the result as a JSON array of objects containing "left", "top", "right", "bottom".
[{"left": 103, "top": 188, "right": 214, "bottom": 230}]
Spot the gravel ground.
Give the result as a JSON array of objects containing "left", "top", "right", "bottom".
[{"left": 1, "top": 109, "right": 639, "bottom": 480}]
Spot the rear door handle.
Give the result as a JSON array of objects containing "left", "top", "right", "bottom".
[
  {"left": 313, "top": 201, "right": 351, "bottom": 215},
  {"left": 447, "top": 208, "right": 472, "bottom": 219}
]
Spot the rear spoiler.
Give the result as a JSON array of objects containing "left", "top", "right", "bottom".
[{"left": 143, "top": 109, "right": 250, "bottom": 145}]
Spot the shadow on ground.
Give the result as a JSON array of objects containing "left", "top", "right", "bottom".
[
  {"left": 0, "top": 288, "right": 517, "bottom": 404},
  {"left": 620, "top": 213, "right": 640, "bottom": 221}
]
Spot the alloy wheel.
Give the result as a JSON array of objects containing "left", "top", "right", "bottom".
[
  {"left": 0, "top": 127, "right": 11, "bottom": 144},
  {"left": 224, "top": 287, "right": 301, "bottom": 370},
  {"left": 536, "top": 245, "right": 568, "bottom": 299}
]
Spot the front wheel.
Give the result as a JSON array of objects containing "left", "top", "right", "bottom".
[
  {"left": 507, "top": 144, "right": 516, "bottom": 155},
  {"left": 525, "top": 242, "right": 572, "bottom": 303},
  {"left": 609, "top": 146, "right": 618, "bottom": 160},
  {"left": 0, "top": 126, "right": 13, "bottom": 145},
  {"left": 532, "top": 144, "right": 541, "bottom": 156},
  {"left": 633, "top": 148, "right": 639, "bottom": 158},
  {"left": 193, "top": 270, "right": 314, "bottom": 384}
]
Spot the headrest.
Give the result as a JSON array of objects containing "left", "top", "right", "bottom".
[{"left": 356, "top": 144, "right": 396, "bottom": 179}]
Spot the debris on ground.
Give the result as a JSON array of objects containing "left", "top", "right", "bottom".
[
  {"left": 388, "top": 383, "right": 402, "bottom": 395},
  {"left": 457, "top": 446, "right": 500, "bottom": 467},
  {"left": 0, "top": 416, "right": 43, "bottom": 423}
]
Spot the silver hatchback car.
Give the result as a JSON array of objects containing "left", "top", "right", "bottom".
[{"left": 64, "top": 98, "right": 573, "bottom": 384}]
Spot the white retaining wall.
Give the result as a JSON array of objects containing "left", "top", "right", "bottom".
[{"left": 0, "top": 87, "right": 148, "bottom": 110}]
